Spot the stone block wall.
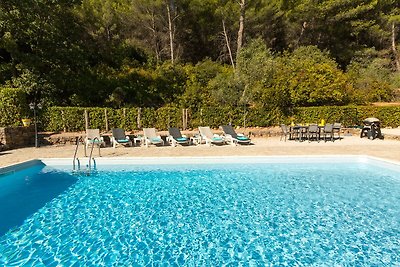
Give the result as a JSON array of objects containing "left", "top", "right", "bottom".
[{"left": 0, "top": 126, "right": 35, "bottom": 150}]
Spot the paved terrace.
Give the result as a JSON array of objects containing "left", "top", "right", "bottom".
[{"left": 1, "top": 128, "right": 400, "bottom": 167}]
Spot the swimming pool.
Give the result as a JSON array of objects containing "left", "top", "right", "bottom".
[{"left": 0, "top": 156, "right": 400, "bottom": 265}]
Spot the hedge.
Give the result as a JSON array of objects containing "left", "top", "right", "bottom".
[
  {"left": 294, "top": 106, "right": 400, "bottom": 127},
  {"left": 3, "top": 102, "right": 400, "bottom": 130},
  {"left": 293, "top": 106, "right": 359, "bottom": 126},
  {"left": 42, "top": 107, "right": 139, "bottom": 132},
  {"left": 38, "top": 105, "right": 400, "bottom": 132},
  {"left": 0, "top": 88, "right": 28, "bottom": 127}
]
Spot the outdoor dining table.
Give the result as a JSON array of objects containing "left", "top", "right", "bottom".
[{"left": 289, "top": 124, "right": 325, "bottom": 141}]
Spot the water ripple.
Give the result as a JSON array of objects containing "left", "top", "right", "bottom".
[{"left": 1, "top": 163, "right": 400, "bottom": 265}]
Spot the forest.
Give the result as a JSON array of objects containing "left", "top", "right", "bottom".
[{"left": 1, "top": 0, "right": 400, "bottom": 114}]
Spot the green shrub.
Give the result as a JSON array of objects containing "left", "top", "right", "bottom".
[
  {"left": 347, "top": 49, "right": 395, "bottom": 103},
  {"left": 189, "top": 107, "right": 239, "bottom": 129},
  {"left": 0, "top": 87, "right": 28, "bottom": 127},
  {"left": 281, "top": 46, "right": 352, "bottom": 107},
  {"left": 43, "top": 107, "right": 85, "bottom": 132},
  {"left": 292, "top": 106, "right": 359, "bottom": 126}
]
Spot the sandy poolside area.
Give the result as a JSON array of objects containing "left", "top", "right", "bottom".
[{"left": 1, "top": 134, "right": 400, "bottom": 167}]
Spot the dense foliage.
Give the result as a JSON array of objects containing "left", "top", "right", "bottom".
[
  {"left": 40, "top": 105, "right": 400, "bottom": 131},
  {"left": 2, "top": 85, "right": 400, "bottom": 129},
  {"left": 0, "top": 0, "right": 400, "bottom": 115},
  {"left": 0, "top": 87, "right": 28, "bottom": 126}
]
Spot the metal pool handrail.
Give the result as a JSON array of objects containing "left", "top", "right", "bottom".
[
  {"left": 72, "top": 136, "right": 83, "bottom": 171},
  {"left": 87, "top": 137, "right": 101, "bottom": 174}
]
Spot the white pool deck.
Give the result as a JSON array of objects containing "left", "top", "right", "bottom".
[{"left": 1, "top": 135, "right": 400, "bottom": 169}]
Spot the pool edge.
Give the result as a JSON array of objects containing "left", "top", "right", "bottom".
[
  {"left": 0, "top": 159, "right": 44, "bottom": 176},
  {"left": 2, "top": 155, "right": 400, "bottom": 172}
]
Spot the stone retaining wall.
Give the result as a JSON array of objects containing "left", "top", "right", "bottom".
[{"left": 0, "top": 126, "right": 35, "bottom": 150}]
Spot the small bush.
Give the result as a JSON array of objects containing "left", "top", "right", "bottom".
[{"left": 0, "top": 88, "right": 28, "bottom": 127}]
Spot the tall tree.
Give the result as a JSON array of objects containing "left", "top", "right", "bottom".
[
  {"left": 128, "top": 0, "right": 165, "bottom": 62},
  {"left": 222, "top": 19, "right": 235, "bottom": 68},
  {"left": 126, "top": 0, "right": 181, "bottom": 63},
  {"left": 0, "top": 0, "right": 90, "bottom": 103},
  {"left": 166, "top": 0, "right": 178, "bottom": 63},
  {"left": 236, "top": 0, "right": 246, "bottom": 57},
  {"left": 377, "top": 0, "right": 400, "bottom": 71},
  {"left": 284, "top": 0, "right": 379, "bottom": 67}
]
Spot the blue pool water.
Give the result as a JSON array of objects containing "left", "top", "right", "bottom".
[{"left": 0, "top": 159, "right": 400, "bottom": 265}]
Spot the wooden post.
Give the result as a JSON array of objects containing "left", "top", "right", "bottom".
[
  {"left": 185, "top": 109, "right": 188, "bottom": 130},
  {"left": 61, "top": 110, "right": 67, "bottom": 132},
  {"left": 84, "top": 109, "right": 89, "bottom": 130},
  {"left": 137, "top": 108, "right": 142, "bottom": 129},
  {"left": 182, "top": 108, "right": 185, "bottom": 130},
  {"left": 243, "top": 105, "right": 246, "bottom": 129},
  {"left": 104, "top": 108, "right": 109, "bottom": 132},
  {"left": 200, "top": 108, "right": 203, "bottom": 125},
  {"left": 123, "top": 108, "right": 126, "bottom": 129}
]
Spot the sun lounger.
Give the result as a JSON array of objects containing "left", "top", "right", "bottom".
[
  {"left": 167, "top": 127, "right": 190, "bottom": 146},
  {"left": 85, "top": 129, "right": 105, "bottom": 149},
  {"left": 198, "top": 126, "right": 225, "bottom": 146},
  {"left": 143, "top": 128, "right": 164, "bottom": 147},
  {"left": 111, "top": 128, "right": 132, "bottom": 148},
  {"left": 221, "top": 125, "right": 251, "bottom": 145}
]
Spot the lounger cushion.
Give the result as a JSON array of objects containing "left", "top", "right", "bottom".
[
  {"left": 212, "top": 136, "right": 223, "bottom": 141},
  {"left": 151, "top": 137, "right": 162, "bottom": 143},
  {"left": 237, "top": 136, "right": 250, "bottom": 141},
  {"left": 117, "top": 139, "right": 130, "bottom": 143},
  {"left": 176, "top": 137, "right": 188, "bottom": 142}
]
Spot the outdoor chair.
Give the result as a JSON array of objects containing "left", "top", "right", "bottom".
[
  {"left": 299, "top": 125, "right": 308, "bottom": 141},
  {"left": 322, "top": 123, "right": 334, "bottom": 142},
  {"left": 221, "top": 125, "right": 251, "bottom": 145},
  {"left": 111, "top": 128, "right": 132, "bottom": 148},
  {"left": 292, "top": 125, "right": 306, "bottom": 142},
  {"left": 167, "top": 127, "right": 190, "bottom": 146},
  {"left": 307, "top": 124, "right": 320, "bottom": 142},
  {"left": 198, "top": 126, "right": 225, "bottom": 146},
  {"left": 280, "top": 124, "right": 294, "bottom": 142},
  {"left": 85, "top": 129, "right": 105, "bottom": 149},
  {"left": 333, "top": 123, "right": 342, "bottom": 140},
  {"left": 143, "top": 128, "right": 164, "bottom": 147}
]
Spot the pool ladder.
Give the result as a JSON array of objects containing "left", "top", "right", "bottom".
[
  {"left": 73, "top": 136, "right": 100, "bottom": 175},
  {"left": 72, "top": 137, "right": 83, "bottom": 172},
  {"left": 86, "top": 137, "right": 100, "bottom": 175}
]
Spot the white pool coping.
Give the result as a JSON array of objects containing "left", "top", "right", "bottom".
[
  {"left": 1, "top": 155, "right": 400, "bottom": 175},
  {"left": 40, "top": 155, "right": 372, "bottom": 166}
]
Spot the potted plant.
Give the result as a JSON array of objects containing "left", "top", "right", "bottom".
[{"left": 21, "top": 118, "right": 31, "bottom": 126}]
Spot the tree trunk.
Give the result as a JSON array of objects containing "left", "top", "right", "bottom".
[
  {"left": 297, "top": 21, "right": 307, "bottom": 48},
  {"left": 236, "top": 0, "right": 246, "bottom": 58},
  {"left": 166, "top": 0, "right": 175, "bottom": 63},
  {"left": 392, "top": 22, "right": 400, "bottom": 72},
  {"left": 150, "top": 11, "right": 161, "bottom": 62},
  {"left": 222, "top": 20, "right": 235, "bottom": 69}
]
